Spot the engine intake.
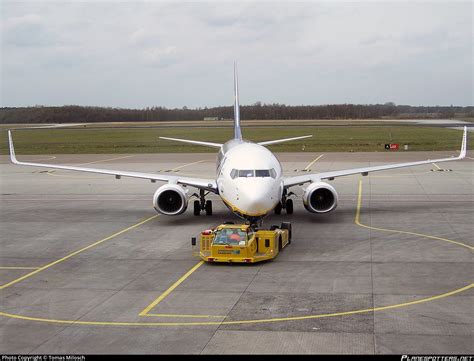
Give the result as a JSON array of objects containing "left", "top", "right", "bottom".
[
  {"left": 303, "top": 182, "right": 338, "bottom": 213},
  {"left": 153, "top": 184, "right": 188, "bottom": 215}
]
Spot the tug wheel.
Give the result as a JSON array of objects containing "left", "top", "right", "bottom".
[{"left": 281, "top": 222, "right": 292, "bottom": 244}]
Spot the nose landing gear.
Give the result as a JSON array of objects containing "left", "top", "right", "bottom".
[{"left": 193, "top": 189, "right": 213, "bottom": 216}]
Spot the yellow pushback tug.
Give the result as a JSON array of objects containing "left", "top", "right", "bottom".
[{"left": 192, "top": 222, "right": 291, "bottom": 263}]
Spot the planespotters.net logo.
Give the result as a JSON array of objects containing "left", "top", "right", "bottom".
[{"left": 402, "top": 356, "right": 474, "bottom": 361}]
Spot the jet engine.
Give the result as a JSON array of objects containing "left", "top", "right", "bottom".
[
  {"left": 153, "top": 184, "right": 188, "bottom": 215},
  {"left": 303, "top": 182, "right": 338, "bottom": 213}
]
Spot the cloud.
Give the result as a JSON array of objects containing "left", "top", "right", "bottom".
[
  {"left": 141, "top": 45, "right": 178, "bottom": 68},
  {"left": 2, "top": 13, "right": 56, "bottom": 47},
  {"left": 1, "top": 1, "right": 472, "bottom": 107}
]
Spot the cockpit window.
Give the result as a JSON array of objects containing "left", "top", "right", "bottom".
[
  {"left": 255, "top": 169, "right": 270, "bottom": 177},
  {"left": 231, "top": 169, "right": 277, "bottom": 179},
  {"left": 238, "top": 169, "right": 254, "bottom": 178}
]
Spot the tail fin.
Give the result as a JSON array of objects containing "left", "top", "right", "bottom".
[{"left": 233, "top": 62, "right": 242, "bottom": 140}]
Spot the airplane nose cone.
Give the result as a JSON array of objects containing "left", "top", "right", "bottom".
[{"left": 239, "top": 182, "right": 278, "bottom": 215}]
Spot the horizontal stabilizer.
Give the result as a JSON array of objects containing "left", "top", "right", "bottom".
[
  {"left": 159, "top": 136, "right": 222, "bottom": 148},
  {"left": 258, "top": 135, "right": 312, "bottom": 146}
]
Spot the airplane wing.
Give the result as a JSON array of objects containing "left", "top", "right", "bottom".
[
  {"left": 8, "top": 131, "right": 217, "bottom": 193},
  {"left": 283, "top": 126, "right": 468, "bottom": 188}
]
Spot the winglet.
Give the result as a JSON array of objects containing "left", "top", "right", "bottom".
[
  {"left": 8, "top": 130, "right": 19, "bottom": 164},
  {"left": 459, "top": 126, "right": 467, "bottom": 159}
]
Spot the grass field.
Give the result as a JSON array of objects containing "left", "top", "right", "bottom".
[
  {"left": 0, "top": 119, "right": 409, "bottom": 129},
  {"left": 0, "top": 125, "right": 469, "bottom": 155}
]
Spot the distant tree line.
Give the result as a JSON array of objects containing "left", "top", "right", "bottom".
[{"left": 0, "top": 103, "right": 472, "bottom": 124}]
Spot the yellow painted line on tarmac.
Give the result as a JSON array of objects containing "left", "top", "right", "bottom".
[
  {"left": 0, "top": 214, "right": 159, "bottom": 290},
  {"left": 0, "top": 283, "right": 472, "bottom": 327},
  {"left": 136, "top": 183, "right": 472, "bottom": 322},
  {"left": 0, "top": 267, "right": 39, "bottom": 270},
  {"left": 432, "top": 163, "right": 442, "bottom": 170},
  {"left": 44, "top": 157, "right": 204, "bottom": 178},
  {"left": 169, "top": 160, "right": 206, "bottom": 172},
  {"left": 304, "top": 154, "right": 324, "bottom": 171},
  {"left": 75, "top": 155, "right": 136, "bottom": 166},
  {"left": 46, "top": 155, "right": 136, "bottom": 176},
  {"left": 145, "top": 313, "right": 226, "bottom": 319},
  {"left": 355, "top": 180, "right": 473, "bottom": 251},
  {"left": 139, "top": 261, "right": 205, "bottom": 316},
  {"left": 0, "top": 181, "right": 472, "bottom": 327},
  {"left": 45, "top": 171, "right": 98, "bottom": 178},
  {"left": 139, "top": 257, "right": 227, "bottom": 318}
]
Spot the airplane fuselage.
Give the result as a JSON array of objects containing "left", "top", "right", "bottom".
[{"left": 216, "top": 140, "right": 283, "bottom": 220}]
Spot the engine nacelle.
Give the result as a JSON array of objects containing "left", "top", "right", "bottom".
[
  {"left": 153, "top": 184, "right": 188, "bottom": 216},
  {"left": 303, "top": 182, "right": 338, "bottom": 214}
]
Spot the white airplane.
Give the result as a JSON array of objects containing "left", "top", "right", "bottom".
[{"left": 8, "top": 65, "right": 468, "bottom": 224}]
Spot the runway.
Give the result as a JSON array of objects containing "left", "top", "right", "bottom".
[{"left": 0, "top": 152, "right": 472, "bottom": 354}]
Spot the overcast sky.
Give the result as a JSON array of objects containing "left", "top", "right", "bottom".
[{"left": 1, "top": 0, "right": 472, "bottom": 108}]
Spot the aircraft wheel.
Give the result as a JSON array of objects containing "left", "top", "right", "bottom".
[
  {"left": 281, "top": 222, "right": 292, "bottom": 244},
  {"left": 285, "top": 199, "right": 294, "bottom": 214},
  {"left": 193, "top": 200, "right": 201, "bottom": 216},
  {"left": 205, "top": 200, "right": 213, "bottom": 216},
  {"left": 274, "top": 202, "right": 282, "bottom": 215}
]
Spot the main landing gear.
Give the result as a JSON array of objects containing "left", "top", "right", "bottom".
[
  {"left": 193, "top": 189, "right": 212, "bottom": 216},
  {"left": 274, "top": 189, "right": 294, "bottom": 215}
]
